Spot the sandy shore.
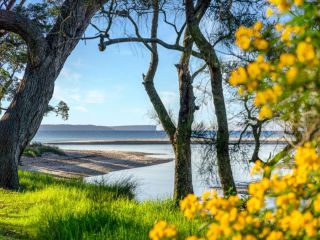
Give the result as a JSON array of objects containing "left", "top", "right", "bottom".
[{"left": 21, "top": 150, "right": 172, "bottom": 179}]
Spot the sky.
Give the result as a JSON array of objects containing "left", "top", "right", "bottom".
[
  {"left": 5, "top": 0, "right": 252, "bottom": 129},
  {"left": 42, "top": 16, "right": 217, "bottom": 127}
]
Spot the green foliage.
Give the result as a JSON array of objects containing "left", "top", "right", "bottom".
[
  {"left": 0, "top": 171, "right": 199, "bottom": 240},
  {"left": 23, "top": 143, "right": 66, "bottom": 157}
]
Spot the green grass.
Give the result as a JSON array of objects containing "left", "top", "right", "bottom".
[
  {"left": 23, "top": 142, "right": 66, "bottom": 157},
  {"left": 0, "top": 171, "right": 201, "bottom": 240}
]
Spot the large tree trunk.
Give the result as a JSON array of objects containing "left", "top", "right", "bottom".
[
  {"left": 0, "top": 0, "right": 104, "bottom": 189},
  {"left": 0, "top": 61, "right": 56, "bottom": 188},
  {"left": 210, "top": 66, "right": 236, "bottom": 194},
  {"left": 173, "top": 63, "right": 195, "bottom": 201},
  {"left": 173, "top": 137, "right": 193, "bottom": 200},
  {"left": 185, "top": 0, "right": 237, "bottom": 195}
]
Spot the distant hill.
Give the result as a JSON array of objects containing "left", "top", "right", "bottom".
[{"left": 39, "top": 124, "right": 157, "bottom": 131}]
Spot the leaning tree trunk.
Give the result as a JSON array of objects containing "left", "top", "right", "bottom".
[
  {"left": 0, "top": 0, "right": 104, "bottom": 189},
  {"left": 0, "top": 62, "right": 56, "bottom": 189},
  {"left": 185, "top": 0, "right": 237, "bottom": 195}
]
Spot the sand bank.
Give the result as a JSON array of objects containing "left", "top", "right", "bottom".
[{"left": 21, "top": 150, "right": 172, "bottom": 179}]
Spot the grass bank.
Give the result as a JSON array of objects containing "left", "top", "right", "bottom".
[{"left": 0, "top": 171, "right": 200, "bottom": 240}]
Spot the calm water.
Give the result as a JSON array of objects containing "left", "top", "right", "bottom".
[
  {"left": 34, "top": 130, "right": 285, "bottom": 143},
  {"left": 84, "top": 144, "right": 282, "bottom": 201},
  {"left": 34, "top": 130, "right": 285, "bottom": 201},
  {"left": 34, "top": 130, "right": 168, "bottom": 142}
]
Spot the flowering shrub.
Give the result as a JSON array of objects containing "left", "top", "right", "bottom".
[
  {"left": 230, "top": 1, "right": 319, "bottom": 130},
  {"left": 149, "top": 1, "right": 320, "bottom": 240},
  {"left": 149, "top": 144, "right": 320, "bottom": 240}
]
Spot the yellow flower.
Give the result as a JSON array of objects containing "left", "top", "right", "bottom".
[
  {"left": 276, "top": 0, "right": 290, "bottom": 12},
  {"left": 258, "top": 105, "right": 273, "bottom": 120},
  {"left": 250, "top": 159, "right": 263, "bottom": 174},
  {"left": 229, "top": 67, "right": 248, "bottom": 86},
  {"left": 238, "top": 87, "right": 245, "bottom": 96},
  {"left": 266, "top": 231, "right": 284, "bottom": 240},
  {"left": 180, "top": 194, "right": 202, "bottom": 219},
  {"left": 235, "top": 26, "right": 253, "bottom": 50},
  {"left": 294, "top": 0, "right": 303, "bottom": 5},
  {"left": 286, "top": 67, "right": 298, "bottom": 83},
  {"left": 296, "top": 41, "right": 315, "bottom": 63},
  {"left": 232, "top": 234, "right": 242, "bottom": 240},
  {"left": 256, "top": 54, "right": 265, "bottom": 63},
  {"left": 275, "top": 23, "right": 283, "bottom": 32},
  {"left": 247, "top": 197, "right": 264, "bottom": 213},
  {"left": 149, "top": 221, "right": 177, "bottom": 240},
  {"left": 186, "top": 236, "right": 203, "bottom": 240},
  {"left": 281, "top": 29, "right": 291, "bottom": 42},
  {"left": 253, "top": 39, "right": 269, "bottom": 50},
  {"left": 247, "top": 63, "right": 261, "bottom": 79},
  {"left": 244, "top": 235, "right": 257, "bottom": 240},
  {"left": 272, "top": 85, "right": 283, "bottom": 97},
  {"left": 266, "top": 7, "right": 273, "bottom": 17},
  {"left": 279, "top": 53, "right": 296, "bottom": 66},
  {"left": 247, "top": 80, "right": 258, "bottom": 92},
  {"left": 253, "top": 21, "right": 263, "bottom": 31}
]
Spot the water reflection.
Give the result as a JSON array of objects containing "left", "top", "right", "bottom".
[{"left": 83, "top": 144, "right": 284, "bottom": 201}]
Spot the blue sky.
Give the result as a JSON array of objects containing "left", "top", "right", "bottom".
[
  {"left": 43, "top": 30, "right": 214, "bottom": 127},
  {"left": 42, "top": 20, "right": 217, "bottom": 127}
]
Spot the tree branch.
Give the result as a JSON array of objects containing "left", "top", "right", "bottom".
[
  {"left": 102, "top": 37, "right": 202, "bottom": 58},
  {"left": 0, "top": 10, "right": 47, "bottom": 65}
]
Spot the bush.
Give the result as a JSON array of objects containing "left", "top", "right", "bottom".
[{"left": 23, "top": 142, "right": 66, "bottom": 157}]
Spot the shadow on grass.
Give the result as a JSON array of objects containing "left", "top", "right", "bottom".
[
  {"left": 18, "top": 171, "right": 137, "bottom": 200},
  {"left": 0, "top": 222, "right": 31, "bottom": 240}
]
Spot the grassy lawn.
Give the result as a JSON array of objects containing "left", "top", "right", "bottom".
[{"left": 0, "top": 171, "right": 200, "bottom": 240}]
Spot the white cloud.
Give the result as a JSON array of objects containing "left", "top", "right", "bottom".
[
  {"left": 159, "top": 91, "right": 178, "bottom": 106},
  {"left": 83, "top": 90, "right": 106, "bottom": 104},
  {"left": 71, "top": 58, "right": 85, "bottom": 68},
  {"left": 61, "top": 68, "right": 82, "bottom": 81},
  {"left": 75, "top": 106, "right": 88, "bottom": 112},
  {"left": 53, "top": 87, "right": 106, "bottom": 105}
]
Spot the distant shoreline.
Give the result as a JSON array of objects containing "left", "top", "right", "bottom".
[{"left": 45, "top": 138, "right": 287, "bottom": 145}]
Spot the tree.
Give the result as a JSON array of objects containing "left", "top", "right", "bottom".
[
  {"left": 95, "top": 0, "right": 199, "bottom": 201},
  {"left": 95, "top": 0, "right": 262, "bottom": 196},
  {"left": 150, "top": 1, "right": 320, "bottom": 239},
  {"left": 184, "top": 0, "right": 237, "bottom": 195},
  {"left": 0, "top": 0, "right": 107, "bottom": 189}
]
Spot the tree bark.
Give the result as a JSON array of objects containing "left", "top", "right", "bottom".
[
  {"left": 173, "top": 63, "right": 195, "bottom": 201},
  {"left": 142, "top": 0, "right": 195, "bottom": 202},
  {"left": 251, "top": 125, "right": 261, "bottom": 163},
  {"left": 0, "top": 0, "right": 105, "bottom": 189},
  {"left": 185, "top": 0, "right": 237, "bottom": 195}
]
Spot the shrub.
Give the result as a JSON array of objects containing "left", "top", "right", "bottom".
[{"left": 149, "top": 1, "right": 320, "bottom": 239}]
